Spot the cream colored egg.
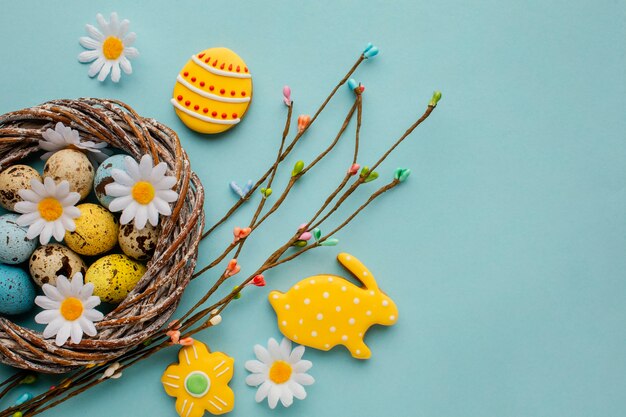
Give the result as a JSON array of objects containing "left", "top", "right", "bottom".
[
  {"left": 29, "top": 244, "right": 86, "bottom": 287},
  {"left": 0, "top": 165, "right": 42, "bottom": 210},
  {"left": 85, "top": 254, "right": 146, "bottom": 304},
  {"left": 43, "top": 149, "right": 94, "bottom": 200},
  {"left": 65, "top": 204, "right": 118, "bottom": 256},
  {"left": 118, "top": 223, "right": 159, "bottom": 261}
]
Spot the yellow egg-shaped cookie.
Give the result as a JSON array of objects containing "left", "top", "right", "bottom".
[{"left": 171, "top": 47, "right": 253, "bottom": 134}]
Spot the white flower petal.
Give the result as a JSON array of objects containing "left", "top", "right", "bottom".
[
  {"left": 152, "top": 198, "right": 172, "bottom": 216},
  {"left": 245, "top": 373, "right": 266, "bottom": 387},
  {"left": 96, "top": 13, "right": 108, "bottom": 34},
  {"left": 254, "top": 344, "right": 272, "bottom": 364},
  {"left": 280, "top": 387, "right": 294, "bottom": 407},
  {"left": 293, "top": 360, "right": 312, "bottom": 373},
  {"left": 26, "top": 219, "right": 46, "bottom": 240},
  {"left": 155, "top": 176, "right": 177, "bottom": 190},
  {"left": 16, "top": 211, "right": 40, "bottom": 225},
  {"left": 41, "top": 284, "right": 64, "bottom": 302},
  {"left": 134, "top": 205, "right": 148, "bottom": 229},
  {"left": 30, "top": 179, "right": 46, "bottom": 195},
  {"left": 157, "top": 190, "right": 178, "bottom": 203},
  {"left": 245, "top": 360, "right": 268, "bottom": 374},
  {"left": 268, "top": 385, "right": 281, "bottom": 409},
  {"left": 119, "top": 56, "right": 133, "bottom": 74},
  {"left": 123, "top": 31, "right": 136, "bottom": 46},
  {"left": 35, "top": 309, "right": 60, "bottom": 324},
  {"left": 78, "top": 50, "right": 99, "bottom": 63},
  {"left": 268, "top": 338, "right": 283, "bottom": 360},
  {"left": 288, "top": 381, "right": 307, "bottom": 400},
  {"left": 79, "top": 36, "right": 101, "bottom": 50},
  {"left": 109, "top": 12, "right": 120, "bottom": 34},
  {"left": 149, "top": 162, "right": 167, "bottom": 183},
  {"left": 39, "top": 224, "right": 53, "bottom": 245},
  {"left": 106, "top": 183, "right": 132, "bottom": 198},
  {"left": 111, "top": 62, "right": 121, "bottom": 83},
  {"left": 139, "top": 155, "right": 154, "bottom": 179},
  {"left": 70, "top": 321, "right": 83, "bottom": 344},
  {"left": 79, "top": 316, "right": 98, "bottom": 336},
  {"left": 124, "top": 157, "right": 141, "bottom": 180},
  {"left": 125, "top": 47, "right": 139, "bottom": 58},
  {"left": 17, "top": 190, "right": 40, "bottom": 204},
  {"left": 52, "top": 221, "right": 66, "bottom": 242},
  {"left": 255, "top": 381, "right": 271, "bottom": 403},
  {"left": 64, "top": 206, "right": 80, "bottom": 219},
  {"left": 43, "top": 318, "right": 66, "bottom": 339},
  {"left": 35, "top": 296, "right": 60, "bottom": 310},
  {"left": 97, "top": 62, "right": 112, "bottom": 82},
  {"left": 60, "top": 215, "right": 76, "bottom": 232},
  {"left": 119, "top": 202, "right": 138, "bottom": 224},
  {"left": 292, "top": 373, "right": 315, "bottom": 386},
  {"left": 289, "top": 345, "right": 305, "bottom": 363},
  {"left": 88, "top": 57, "right": 105, "bottom": 78},
  {"left": 70, "top": 273, "right": 84, "bottom": 296},
  {"left": 56, "top": 275, "right": 72, "bottom": 296},
  {"left": 55, "top": 180, "right": 70, "bottom": 197},
  {"left": 119, "top": 19, "right": 130, "bottom": 37},
  {"left": 146, "top": 204, "right": 159, "bottom": 227},
  {"left": 83, "top": 295, "right": 100, "bottom": 309},
  {"left": 43, "top": 177, "right": 56, "bottom": 194},
  {"left": 111, "top": 169, "right": 135, "bottom": 187},
  {"left": 83, "top": 308, "right": 104, "bottom": 322},
  {"left": 85, "top": 24, "right": 104, "bottom": 41},
  {"left": 55, "top": 323, "right": 71, "bottom": 346},
  {"left": 280, "top": 338, "right": 292, "bottom": 358}
]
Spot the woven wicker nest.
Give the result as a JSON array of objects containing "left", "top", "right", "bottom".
[{"left": 0, "top": 98, "right": 205, "bottom": 373}]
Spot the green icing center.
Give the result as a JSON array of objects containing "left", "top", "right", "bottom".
[{"left": 185, "top": 372, "right": 209, "bottom": 397}]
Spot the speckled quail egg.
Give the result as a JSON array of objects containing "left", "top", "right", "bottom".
[
  {"left": 85, "top": 254, "right": 146, "bottom": 304},
  {"left": 94, "top": 154, "right": 128, "bottom": 209},
  {"left": 43, "top": 149, "right": 94, "bottom": 200},
  {"left": 0, "top": 165, "right": 42, "bottom": 211},
  {"left": 0, "top": 264, "right": 35, "bottom": 315},
  {"left": 0, "top": 214, "right": 37, "bottom": 264},
  {"left": 64, "top": 203, "right": 118, "bottom": 256},
  {"left": 118, "top": 222, "right": 159, "bottom": 261},
  {"left": 29, "top": 243, "right": 86, "bottom": 287}
]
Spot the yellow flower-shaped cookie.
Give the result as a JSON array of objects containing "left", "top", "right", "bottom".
[{"left": 162, "top": 340, "right": 235, "bottom": 416}]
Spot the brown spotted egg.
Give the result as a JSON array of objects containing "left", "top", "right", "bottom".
[
  {"left": 29, "top": 244, "right": 86, "bottom": 287},
  {"left": 43, "top": 149, "right": 94, "bottom": 200},
  {"left": 118, "top": 223, "right": 159, "bottom": 261},
  {"left": 0, "top": 165, "right": 42, "bottom": 210}
]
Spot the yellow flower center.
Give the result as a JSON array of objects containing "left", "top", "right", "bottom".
[
  {"left": 269, "top": 360, "right": 292, "bottom": 384},
  {"left": 60, "top": 297, "right": 84, "bottom": 321},
  {"left": 102, "top": 36, "right": 124, "bottom": 60},
  {"left": 38, "top": 198, "right": 63, "bottom": 221},
  {"left": 131, "top": 181, "right": 155, "bottom": 204}
]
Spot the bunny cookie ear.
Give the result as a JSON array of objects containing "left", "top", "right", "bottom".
[{"left": 337, "top": 253, "right": 378, "bottom": 291}]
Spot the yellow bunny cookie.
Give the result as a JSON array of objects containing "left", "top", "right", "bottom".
[{"left": 269, "top": 253, "right": 398, "bottom": 359}]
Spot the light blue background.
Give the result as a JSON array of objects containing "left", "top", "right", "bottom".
[{"left": 1, "top": 1, "right": 625, "bottom": 416}]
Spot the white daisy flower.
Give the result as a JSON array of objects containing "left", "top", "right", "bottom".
[
  {"left": 35, "top": 272, "right": 104, "bottom": 346},
  {"left": 78, "top": 12, "right": 138, "bottom": 82},
  {"left": 39, "top": 122, "right": 110, "bottom": 163},
  {"left": 105, "top": 154, "right": 178, "bottom": 230},
  {"left": 245, "top": 337, "right": 315, "bottom": 409},
  {"left": 15, "top": 177, "right": 81, "bottom": 245}
]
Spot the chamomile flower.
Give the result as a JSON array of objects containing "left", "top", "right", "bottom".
[
  {"left": 78, "top": 12, "right": 138, "bottom": 82},
  {"left": 39, "top": 122, "right": 110, "bottom": 163},
  {"left": 15, "top": 177, "right": 81, "bottom": 245},
  {"left": 105, "top": 154, "right": 178, "bottom": 230},
  {"left": 245, "top": 337, "right": 315, "bottom": 409},
  {"left": 34, "top": 272, "right": 103, "bottom": 346}
]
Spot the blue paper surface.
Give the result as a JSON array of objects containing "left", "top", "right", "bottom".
[{"left": 0, "top": 1, "right": 625, "bottom": 416}]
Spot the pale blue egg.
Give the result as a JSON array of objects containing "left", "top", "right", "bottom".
[
  {"left": 0, "top": 264, "right": 35, "bottom": 315},
  {"left": 0, "top": 214, "right": 37, "bottom": 264},
  {"left": 94, "top": 154, "right": 129, "bottom": 209}
]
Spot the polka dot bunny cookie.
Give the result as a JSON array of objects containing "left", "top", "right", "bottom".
[{"left": 269, "top": 253, "right": 398, "bottom": 359}]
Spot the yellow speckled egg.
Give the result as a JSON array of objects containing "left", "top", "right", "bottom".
[
  {"left": 0, "top": 165, "right": 42, "bottom": 210},
  {"left": 118, "top": 223, "right": 159, "bottom": 261},
  {"left": 65, "top": 203, "right": 118, "bottom": 256},
  {"left": 29, "top": 244, "right": 86, "bottom": 287},
  {"left": 85, "top": 254, "right": 146, "bottom": 304},
  {"left": 43, "top": 149, "right": 94, "bottom": 200},
  {"left": 171, "top": 47, "right": 253, "bottom": 134}
]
